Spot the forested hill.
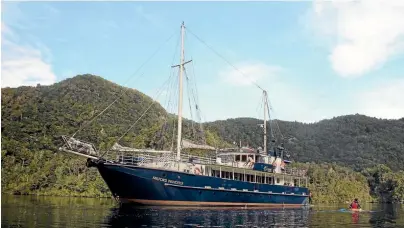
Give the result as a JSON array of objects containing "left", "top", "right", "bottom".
[
  {"left": 206, "top": 116, "right": 404, "bottom": 171},
  {"left": 1, "top": 74, "right": 227, "bottom": 196},
  {"left": 1, "top": 74, "right": 403, "bottom": 200},
  {"left": 2, "top": 74, "right": 404, "bottom": 171},
  {"left": 1, "top": 74, "right": 167, "bottom": 151}
]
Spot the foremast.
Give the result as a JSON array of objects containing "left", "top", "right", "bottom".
[{"left": 173, "top": 22, "right": 191, "bottom": 161}]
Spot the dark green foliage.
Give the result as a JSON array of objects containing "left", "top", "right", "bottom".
[
  {"left": 2, "top": 75, "right": 403, "bottom": 202},
  {"left": 1, "top": 74, "right": 226, "bottom": 196},
  {"left": 291, "top": 162, "right": 372, "bottom": 203},
  {"left": 362, "top": 165, "right": 404, "bottom": 203},
  {"left": 1, "top": 74, "right": 168, "bottom": 196},
  {"left": 206, "top": 115, "right": 404, "bottom": 171}
]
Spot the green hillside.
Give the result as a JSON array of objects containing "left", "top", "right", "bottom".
[
  {"left": 206, "top": 116, "right": 404, "bottom": 171},
  {"left": 1, "top": 74, "right": 403, "bottom": 202}
]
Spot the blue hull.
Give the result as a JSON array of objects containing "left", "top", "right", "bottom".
[{"left": 96, "top": 163, "right": 309, "bottom": 207}]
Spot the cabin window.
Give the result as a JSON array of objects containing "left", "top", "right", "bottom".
[
  {"left": 248, "top": 155, "right": 254, "bottom": 162},
  {"left": 235, "top": 155, "right": 241, "bottom": 161},
  {"left": 277, "top": 178, "right": 280, "bottom": 184},
  {"left": 257, "top": 176, "right": 261, "bottom": 183},
  {"left": 248, "top": 175, "right": 253, "bottom": 183},
  {"left": 267, "top": 177, "right": 272, "bottom": 184},
  {"left": 241, "top": 155, "right": 247, "bottom": 162}
]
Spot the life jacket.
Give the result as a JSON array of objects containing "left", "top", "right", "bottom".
[{"left": 351, "top": 201, "right": 359, "bottom": 209}]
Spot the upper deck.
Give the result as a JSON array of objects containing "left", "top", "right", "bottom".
[{"left": 60, "top": 136, "right": 308, "bottom": 188}]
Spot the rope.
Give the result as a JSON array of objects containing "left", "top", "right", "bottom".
[
  {"left": 190, "top": 60, "right": 206, "bottom": 143},
  {"left": 184, "top": 69, "right": 196, "bottom": 138},
  {"left": 70, "top": 29, "right": 177, "bottom": 139},
  {"left": 100, "top": 73, "right": 175, "bottom": 158},
  {"left": 186, "top": 27, "right": 265, "bottom": 92},
  {"left": 170, "top": 75, "right": 179, "bottom": 151}
]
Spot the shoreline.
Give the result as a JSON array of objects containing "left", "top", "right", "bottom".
[{"left": 2, "top": 192, "right": 402, "bottom": 204}]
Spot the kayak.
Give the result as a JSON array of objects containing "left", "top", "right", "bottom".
[
  {"left": 338, "top": 208, "right": 363, "bottom": 212},
  {"left": 349, "top": 208, "right": 363, "bottom": 212}
]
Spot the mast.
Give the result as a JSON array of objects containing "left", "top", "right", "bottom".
[
  {"left": 176, "top": 22, "right": 185, "bottom": 161},
  {"left": 263, "top": 90, "right": 268, "bottom": 154},
  {"left": 172, "top": 22, "right": 191, "bottom": 160}
]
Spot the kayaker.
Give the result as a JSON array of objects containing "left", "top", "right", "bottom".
[{"left": 349, "top": 198, "right": 361, "bottom": 209}]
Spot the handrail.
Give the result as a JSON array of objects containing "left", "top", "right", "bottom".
[{"left": 61, "top": 136, "right": 307, "bottom": 177}]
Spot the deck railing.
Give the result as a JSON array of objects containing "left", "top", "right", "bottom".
[{"left": 60, "top": 136, "right": 307, "bottom": 177}]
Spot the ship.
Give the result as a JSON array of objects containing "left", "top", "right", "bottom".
[{"left": 60, "top": 22, "right": 310, "bottom": 207}]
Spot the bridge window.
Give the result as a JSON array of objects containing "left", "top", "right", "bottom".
[{"left": 235, "top": 155, "right": 241, "bottom": 161}]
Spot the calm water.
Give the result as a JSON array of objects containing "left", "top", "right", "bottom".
[{"left": 1, "top": 195, "right": 403, "bottom": 227}]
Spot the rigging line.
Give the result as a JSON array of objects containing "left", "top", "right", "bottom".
[
  {"left": 190, "top": 60, "right": 206, "bottom": 143},
  {"left": 101, "top": 73, "right": 175, "bottom": 158},
  {"left": 256, "top": 92, "right": 264, "bottom": 122},
  {"left": 184, "top": 69, "right": 196, "bottom": 138},
  {"left": 264, "top": 92, "right": 283, "bottom": 139},
  {"left": 70, "top": 30, "right": 177, "bottom": 139},
  {"left": 162, "top": 34, "right": 181, "bottom": 116},
  {"left": 271, "top": 108, "right": 284, "bottom": 140},
  {"left": 265, "top": 94, "right": 275, "bottom": 140},
  {"left": 116, "top": 73, "right": 175, "bottom": 144},
  {"left": 160, "top": 70, "right": 177, "bottom": 148},
  {"left": 71, "top": 72, "right": 142, "bottom": 138},
  {"left": 159, "top": 30, "right": 181, "bottom": 144},
  {"left": 170, "top": 74, "right": 179, "bottom": 151},
  {"left": 186, "top": 27, "right": 265, "bottom": 92}
]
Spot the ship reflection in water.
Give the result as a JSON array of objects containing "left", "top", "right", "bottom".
[
  {"left": 2, "top": 195, "right": 403, "bottom": 228},
  {"left": 105, "top": 205, "right": 311, "bottom": 227}
]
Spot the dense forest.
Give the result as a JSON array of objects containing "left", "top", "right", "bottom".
[
  {"left": 1, "top": 74, "right": 404, "bottom": 202},
  {"left": 206, "top": 116, "right": 404, "bottom": 171}
]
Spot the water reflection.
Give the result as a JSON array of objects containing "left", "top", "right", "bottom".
[
  {"left": 2, "top": 195, "right": 403, "bottom": 228},
  {"left": 1, "top": 195, "right": 114, "bottom": 228},
  {"left": 105, "top": 205, "right": 311, "bottom": 227}
]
